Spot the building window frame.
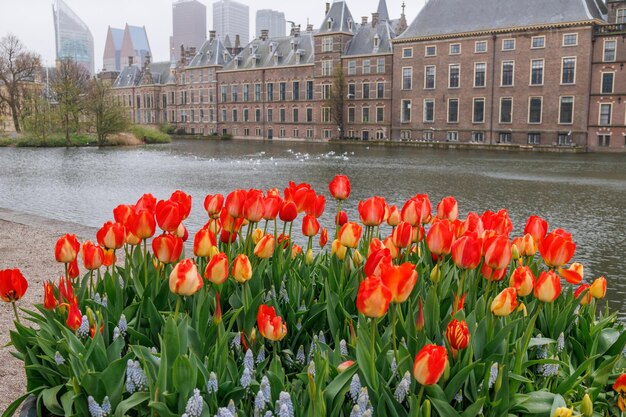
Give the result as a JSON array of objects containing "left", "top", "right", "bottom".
[
  {"left": 401, "top": 99, "right": 411, "bottom": 123},
  {"left": 402, "top": 67, "right": 413, "bottom": 90},
  {"left": 531, "top": 36, "right": 545, "bottom": 49},
  {"left": 617, "top": 8, "right": 626, "bottom": 23},
  {"left": 598, "top": 134, "right": 611, "bottom": 147},
  {"left": 447, "top": 98, "right": 459, "bottom": 123},
  {"left": 528, "top": 96, "right": 543, "bottom": 124},
  {"left": 363, "top": 59, "right": 371, "bottom": 74},
  {"left": 449, "top": 43, "right": 461, "bottom": 55},
  {"left": 502, "top": 38, "right": 515, "bottom": 51},
  {"left": 601, "top": 72, "right": 615, "bottom": 94},
  {"left": 499, "top": 97, "right": 513, "bottom": 124},
  {"left": 424, "top": 65, "right": 436, "bottom": 89},
  {"left": 322, "top": 36, "right": 333, "bottom": 52},
  {"left": 558, "top": 96, "right": 574, "bottom": 125},
  {"left": 322, "top": 60, "right": 333, "bottom": 76},
  {"left": 604, "top": 39, "right": 617, "bottom": 62},
  {"left": 402, "top": 47, "right": 413, "bottom": 58},
  {"left": 562, "top": 33, "right": 578, "bottom": 46},
  {"left": 472, "top": 131, "right": 484, "bottom": 142},
  {"left": 362, "top": 106, "right": 370, "bottom": 123},
  {"left": 423, "top": 99, "right": 435, "bottom": 123},
  {"left": 530, "top": 59, "right": 544, "bottom": 86},
  {"left": 561, "top": 57, "right": 576, "bottom": 85},
  {"left": 474, "top": 62, "right": 486, "bottom": 87},
  {"left": 475, "top": 40, "right": 487, "bottom": 53},
  {"left": 472, "top": 97, "right": 485, "bottom": 123},
  {"left": 599, "top": 103, "right": 612, "bottom": 125},
  {"left": 448, "top": 63, "right": 460, "bottom": 88},
  {"left": 425, "top": 45, "right": 437, "bottom": 56},
  {"left": 348, "top": 60, "right": 356, "bottom": 75},
  {"left": 501, "top": 61, "right": 515, "bottom": 86},
  {"left": 376, "top": 106, "right": 384, "bottom": 123},
  {"left": 528, "top": 133, "right": 541, "bottom": 145},
  {"left": 377, "top": 82, "right": 384, "bottom": 99}
]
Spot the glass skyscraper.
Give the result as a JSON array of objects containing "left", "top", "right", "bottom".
[{"left": 52, "top": 0, "right": 95, "bottom": 75}]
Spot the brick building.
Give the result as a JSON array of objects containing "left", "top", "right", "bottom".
[{"left": 109, "top": 0, "right": 626, "bottom": 152}]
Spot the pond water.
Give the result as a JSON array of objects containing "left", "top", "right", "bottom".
[{"left": 0, "top": 139, "right": 624, "bottom": 316}]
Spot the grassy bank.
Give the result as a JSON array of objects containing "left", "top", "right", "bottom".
[{"left": 129, "top": 125, "right": 172, "bottom": 144}]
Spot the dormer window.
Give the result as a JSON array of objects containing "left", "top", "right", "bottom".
[
  {"left": 273, "top": 54, "right": 279, "bottom": 65},
  {"left": 327, "top": 18, "right": 333, "bottom": 30},
  {"left": 374, "top": 34, "right": 380, "bottom": 48},
  {"left": 348, "top": 18, "right": 353, "bottom": 31},
  {"left": 270, "top": 42, "right": 277, "bottom": 54}
]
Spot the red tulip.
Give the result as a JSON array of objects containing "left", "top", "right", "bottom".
[
  {"left": 489, "top": 209, "right": 513, "bottom": 236},
  {"left": 359, "top": 196, "right": 386, "bottom": 226},
  {"left": 128, "top": 209, "right": 156, "bottom": 239},
  {"left": 102, "top": 248, "right": 116, "bottom": 267},
  {"left": 135, "top": 193, "right": 157, "bottom": 213},
  {"left": 204, "top": 252, "right": 229, "bottom": 284},
  {"left": 534, "top": 270, "right": 562, "bottom": 302},
  {"left": 491, "top": 288, "right": 518, "bottom": 316},
  {"left": 170, "top": 190, "right": 192, "bottom": 220},
  {"left": 67, "top": 260, "right": 80, "bottom": 279},
  {"left": 204, "top": 194, "right": 224, "bottom": 219},
  {"left": 356, "top": 276, "right": 392, "bottom": 318},
  {"left": 392, "top": 221, "right": 413, "bottom": 249},
  {"left": 483, "top": 235, "right": 512, "bottom": 270},
  {"left": 451, "top": 234, "right": 482, "bottom": 270},
  {"left": 233, "top": 254, "right": 253, "bottom": 283},
  {"left": 193, "top": 227, "right": 217, "bottom": 257},
  {"left": 386, "top": 205, "right": 401, "bottom": 227},
  {"left": 113, "top": 204, "right": 134, "bottom": 226},
  {"left": 589, "top": 276, "right": 607, "bottom": 299},
  {"left": 574, "top": 284, "right": 592, "bottom": 305},
  {"left": 426, "top": 220, "right": 454, "bottom": 256},
  {"left": 155, "top": 199, "right": 183, "bottom": 233},
  {"left": 220, "top": 208, "right": 244, "bottom": 233},
  {"left": 329, "top": 174, "right": 351, "bottom": 200},
  {"left": 446, "top": 319, "right": 470, "bottom": 350},
  {"left": 462, "top": 212, "right": 484, "bottom": 236},
  {"left": 436, "top": 196, "right": 458, "bottom": 221},
  {"left": 225, "top": 189, "right": 247, "bottom": 218},
  {"left": 0, "top": 269, "right": 28, "bottom": 302},
  {"left": 302, "top": 215, "right": 320, "bottom": 237},
  {"left": 413, "top": 344, "right": 448, "bottom": 385},
  {"left": 319, "top": 228, "right": 329, "bottom": 247},
  {"left": 243, "top": 189, "right": 265, "bottom": 222},
  {"left": 335, "top": 211, "right": 348, "bottom": 227},
  {"left": 612, "top": 373, "right": 626, "bottom": 395},
  {"left": 263, "top": 195, "right": 282, "bottom": 220},
  {"left": 305, "top": 194, "right": 325, "bottom": 218},
  {"left": 381, "top": 262, "right": 418, "bottom": 303},
  {"left": 66, "top": 299, "right": 82, "bottom": 331},
  {"left": 43, "top": 281, "right": 57, "bottom": 310},
  {"left": 539, "top": 230, "right": 576, "bottom": 268},
  {"left": 169, "top": 259, "right": 203, "bottom": 296},
  {"left": 364, "top": 248, "right": 392, "bottom": 277},
  {"left": 80, "top": 241, "right": 103, "bottom": 271},
  {"left": 152, "top": 234, "right": 183, "bottom": 264},
  {"left": 125, "top": 231, "right": 142, "bottom": 246},
  {"left": 257, "top": 304, "right": 287, "bottom": 341},
  {"left": 524, "top": 215, "right": 548, "bottom": 244},
  {"left": 55, "top": 234, "right": 80, "bottom": 263},
  {"left": 338, "top": 222, "right": 362, "bottom": 248},
  {"left": 96, "top": 222, "right": 126, "bottom": 250},
  {"left": 58, "top": 276, "right": 74, "bottom": 303},
  {"left": 416, "top": 298, "right": 425, "bottom": 331},
  {"left": 254, "top": 234, "right": 275, "bottom": 258},
  {"left": 480, "top": 263, "right": 508, "bottom": 282},
  {"left": 453, "top": 293, "right": 466, "bottom": 315},
  {"left": 558, "top": 262, "right": 584, "bottom": 285},
  {"left": 509, "top": 265, "right": 535, "bottom": 297},
  {"left": 284, "top": 182, "right": 315, "bottom": 213},
  {"left": 279, "top": 201, "right": 298, "bottom": 222},
  {"left": 367, "top": 238, "right": 385, "bottom": 257}
]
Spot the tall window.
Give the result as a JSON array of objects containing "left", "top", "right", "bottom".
[
  {"left": 604, "top": 40, "right": 616, "bottom": 62},
  {"left": 474, "top": 63, "right": 486, "bottom": 87},
  {"left": 423, "top": 99, "right": 434, "bottom": 122},
  {"left": 402, "top": 67, "right": 412, "bottom": 90},
  {"left": 322, "top": 36, "right": 333, "bottom": 52},
  {"left": 528, "top": 97, "right": 542, "bottom": 124},
  {"left": 322, "top": 84, "right": 331, "bottom": 100},
  {"left": 255, "top": 109, "right": 261, "bottom": 122},
  {"left": 401, "top": 100, "right": 411, "bottom": 122},
  {"left": 501, "top": 61, "right": 514, "bottom": 86},
  {"left": 500, "top": 98, "right": 513, "bottom": 123},
  {"left": 377, "top": 82, "right": 384, "bottom": 99},
  {"left": 293, "top": 81, "right": 300, "bottom": 100},
  {"left": 243, "top": 84, "right": 249, "bottom": 101},
  {"left": 559, "top": 97, "right": 574, "bottom": 124},
  {"left": 377, "top": 58, "right": 385, "bottom": 73},
  {"left": 267, "top": 109, "right": 273, "bottom": 122},
  {"left": 599, "top": 103, "right": 612, "bottom": 125},
  {"left": 279, "top": 108, "right": 286, "bottom": 122},
  {"left": 279, "top": 82, "right": 286, "bottom": 101},
  {"left": 362, "top": 83, "right": 370, "bottom": 99},
  {"left": 348, "top": 60, "right": 356, "bottom": 75},
  {"left": 617, "top": 8, "right": 626, "bottom": 23},
  {"left": 363, "top": 60, "right": 371, "bottom": 74},
  {"left": 232, "top": 109, "right": 238, "bottom": 122},
  {"left": 424, "top": 65, "right": 436, "bottom": 89},
  {"left": 322, "top": 60, "right": 333, "bottom": 76},
  {"left": 306, "top": 108, "right": 313, "bottom": 123},
  {"left": 376, "top": 107, "right": 384, "bottom": 122},
  {"left": 221, "top": 85, "right": 227, "bottom": 102},
  {"left": 306, "top": 81, "right": 314, "bottom": 100},
  {"left": 362, "top": 107, "right": 370, "bottom": 123},
  {"left": 267, "top": 83, "right": 274, "bottom": 101},
  {"left": 243, "top": 109, "right": 249, "bottom": 122},
  {"left": 348, "top": 83, "right": 355, "bottom": 99},
  {"left": 561, "top": 58, "right": 576, "bottom": 84},
  {"left": 447, "top": 99, "right": 459, "bottom": 123},
  {"left": 347, "top": 107, "right": 355, "bottom": 123},
  {"left": 293, "top": 108, "right": 299, "bottom": 123},
  {"left": 530, "top": 59, "right": 544, "bottom": 85},
  {"left": 602, "top": 72, "right": 614, "bottom": 94},
  {"left": 255, "top": 84, "right": 261, "bottom": 101},
  {"left": 322, "top": 107, "right": 331, "bottom": 123},
  {"left": 473, "top": 98, "right": 485, "bottom": 123},
  {"left": 449, "top": 64, "right": 460, "bottom": 88},
  {"left": 231, "top": 85, "right": 238, "bottom": 102}
]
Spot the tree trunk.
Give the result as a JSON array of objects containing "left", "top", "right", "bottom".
[
  {"left": 11, "top": 102, "right": 20, "bottom": 132},
  {"left": 65, "top": 114, "right": 70, "bottom": 145}
]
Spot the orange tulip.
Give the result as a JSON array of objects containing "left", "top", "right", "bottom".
[
  {"left": 446, "top": 319, "right": 470, "bottom": 350},
  {"left": 574, "top": 284, "right": 592, "bottom": 305},
  {"left": 412, "top": 344, "right": 448, "bottom": 385},
  {"left": 113, "top": 204, "right": 134, "bottom": 226},
  {"left": 66, "top": 299, "right": 82, "bottom": 331},
  {"left": 169, "top": 259, "right": 203, "bottom": 296},
  {"left": 96, "top": 221, "right": 126, "bottom": 250},
  {"left": 335, "top": 210, "right": 348, "bottom": 227},
  {"left": 128, "top": 209, "right": 156, "bottom": 239},
  {"left": 383, "top": 236, "right": 399, "bottom": 259},
  {"left": 392, "top": 221, "right": 413, "bottom": 249},
  {"left": 331, "top": 239, "right": 348, "bottom": 260},
  {"left": 170, "top": 190, "right": 192, "bottom": 220},
  {"left": 81, "top": 241, "right": 104, "bottom": 271},
  {"left": 509, "top": 266, "right": 535, "bottom": 297},
  {"left": 589, "top": 276, "right": 607, "bottom": 299},
  {"left": 204, "top": 194, "right": 224, "bottom": 219},
  {"left": 416, "top": 298, "right": 425, "bottom": 331},
  {"left": 68, "top": 260, "right": 80, "bottom": 279},
  {"left": 451, "top": 234, "right": 482, "bottom": 270},
  {"left": 225, "top": 189, "right": 247, "bottom": 218},
  {"left": 426, "top": 220, "right": 454, "bottom": 256},
  {"left": 524, "top": 215, "right": 548, "bottom": 244},
  {"left": 401, "top": 198, "right": 427, "bottom": 226},
  {"left": 302, "top": 215, "right": 320, "bottom": 237},
  {"left": 368, "top": 238, "right": 385, "bottom": 257},
  {"left": 257, "top": 304, "right": 287, "bottom": 341},
  {"left": 381, "top": 262, "right": 418, "bottom": 303},
  {"left": 364, "top": 248, "right": 392, "bottom": 277},
  {"left": 414, "top": 194, "right": 433, "bottom": 224},
  {"left": 252, "top": 228, "right": 264, "bottom": 244},
  {"left": 243, "top": 189, "right": 265, "bottom": 222},
  {"left": 254, "top": 234, "right": 275, "bottom": 258},
  {"left": 55, "top": 234, "right": 80, "bottom": 263},
  {"left": 204, "top": 252, "right": 229, "bottom": 285},
  {"left": 483, "top": 235, "right": 512, "bottom": 270},
  {"left": 284, "top": 182, "right": 315, "bottom": 213},
  {"left": 488, "top": 209, "right": 513, "bottom": 236},
  {"left": 329, "top": 174, "right": 351, "bottom": 200},
  {"left": 358, "top": 196, "right": 386, "bottom": 227},
  {"left": 480, "top": 264, "right": 507, "bottom": 282},
  {"left": 462, "top": 212, "right": 484, "bottom": 236},
  {"left": 152, "top": 233, "right": 183, "bottom": 264},
  {"left": 155, "top": 199, "right": 183, "bottom": 233},
  {"left": 293, "top": 244, "right": 304, "bottom": 260},
  {"left": 305, "top": 193, "right": 325, "bottom": 218},
  {"left": 491, "top": 287, "right": 518, "bottom": 316},
  {"left": 539, "top": 229, "right": 576, "bottom": 268},
  {"left": 534, "top": 270, "right": 562, "bottom": 302},
  {"left": 135, "top": 193, "right": 157, "bottom": 213},
  {"left": 232, "top": 254, "right": 253, "bottom": 283},
  {"left": 356, "top": 276, "right": 392, "bottom": 318},
  {"left": 337, "top": 360, "right": 355, "bottom": 373},
  {"left": 263, "top": 195, "right": 282, "bottom": 220},
  {"left": 220, "top": 208, "right": 244, "bottom": 233},
  {"left": 387, "top": 205, "right": 401, "bottom": 227},
  {"left": 614, "top": 374, "right": 626, "bottom": 412},
  {"left": 436, "top": 196, "right": 458, "bottom": 222},
  {"left": 43, "top": 281, "right": 57, "bottom": 310},
  {"left": 125, "top": 231, "right": 142, "bottom": 246},
  {"left": 558, "top": 262, "right": 584, "bottom": 285},
  {"left": 0, "top": 269, "right": 28, "bottom": 302},
  {"left": 279, "top": 201, "right": 298, "bottom": 222},
  {"left": 338, "top": 222, "right": 362, "bottom": 248},
  {"left": 102, "top": 248, "right": 116, "bottom": 267},
  {"left": 58, "top": 276, "right": 73, "bottom": 303},
  {"left": 319, "top": 228, "right": 328, "bottom": 247},
  {"left": 193, "top": 227, "right": 217, "bottom": 257}
]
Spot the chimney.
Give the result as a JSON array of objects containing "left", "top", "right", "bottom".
[
  {"left": 372, "top": 13, "right": 379, "bottom": 27},
  {"left": 235, "top": 34, "right": 240, "bottom": 48},
  {"left": 128, "top": 56, "right": 134, "bottom": 66},
  {"left": 307, "top": 23, "right": 314, "bottom": 32},
  {"left": 291, "top": 25, "right": 301, "bottom": 37},
  {"left": 361, "top": 16, "right": 368, "bottom": 25},
  {"left": 209, "top": 30, "right": 216, "bottom": 41},
  {"left": 261, "top": 29, "right": 269, "bottom": 40},
  {"left": 325, "top": 2, "right": 330, "bottom": 14}
]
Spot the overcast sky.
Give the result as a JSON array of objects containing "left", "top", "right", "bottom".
[{"left": 0, "top": 0, "right": 425, "bottom": 71}]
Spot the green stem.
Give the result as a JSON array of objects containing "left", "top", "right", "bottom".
[
  {"left": 416, "top": 384, "right": 425, "bottom": 417},
  {"left": 11, "top": 301, "right": 20, "bottom": 323},
  {"left": 89, "top": 270, "right": 95, "bottom": 298},
  {"left": 334, "top": 200, "right": 343, "bottom": 240},
  {"left": 370, "top": 318, "right": 377, "bottom": 388},
  {"left": 174, "top": 296, "right": 182, "bottom": 320},
  {"left": 64, "top": 263, "right": 69, "bottom": 281},
  {"left": 392, "top": 304, "right": 398, "bottom": 364},
  {"left": 143, "top": 239, "right": 148, "bottom": 289}
]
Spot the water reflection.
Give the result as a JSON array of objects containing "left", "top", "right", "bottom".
[{"left": 0, "top": 139, "right": 624, "bottom": 316}]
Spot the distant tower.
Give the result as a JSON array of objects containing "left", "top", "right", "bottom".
[
  {"left": 171, "top": 0, "right": 207, "bottom": 62},
  {"left": 397, "top": 2, "right": 408, "bottom": 34},
  {"left": 256, "top": 9, "right": 286, "bottom": 38},
  {"left": 103, "top": 26, "right": 124, "bottom": 72},
  {"left": 213, "top": 0, "right": 250, "bottom": 44},
  {"left": 52, "top": 0, "right": 95, "bottom": 75}
]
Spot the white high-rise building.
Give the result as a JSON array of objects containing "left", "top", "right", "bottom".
[
  {"left": 212, "top": 0, "right": 249, "bottom": 46},
  {"left": 255, "top": 9, "right": 286, "bottom": 38},
  {"left": 171, "top": 0, "right": 207, "bottom": 61}
]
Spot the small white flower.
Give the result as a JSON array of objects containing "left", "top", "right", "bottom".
[
  {"left": 207, "top": 371, "right": 218, "bottom": 394},
  {"left": 394, "top": 371, "right": 411, "bottom": 404},
  {"left": 295, "top": 345, "right": 305, "bottom": 364},
  {"left": 240, "top": 367, "right": 252, "bottom": 389},
  {"left": 184, "top": 389, "right": 203, "bottom": 417},
  {"left": 488, "top": 363, "right": 498, "bottom": 389},
  {"left": 557, "top": 333, "right": 565, "bottom": 352},
  {"left": 339, "top": 339, "right": 348, "bottom": 356},
  {"left": 350, "top": 374, "right": 361, "bottom": 403},
  {"left": 54, "top": 351, "right": 65, "bottom": 365}
]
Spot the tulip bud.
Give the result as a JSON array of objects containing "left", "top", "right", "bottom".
[
  {"left": 511, "top": 242, "right": 520, "bottom": 260},
  {"left": 423, "top": 400, "right": 431, "bottom": 417},
  {"left": 581, "top": 393, "right": 593, "bottom": 417},
  {"left": 331, "top": 239, "right": 348, "bottom": 261},
  {"left": 254, "top": 234, "right": 275, "bottom": 259},
  {"left": 352, "top": 250, "right": 363, "bottom": 266},
  {"left": 232, "top": 254, "right": 253, "bottom": 283},
  {"left": 552, "top": 407, "right": 573, "bottom": 417},
  {"left": 589, "top": 276, "right": 607, "bottom": 299},
  {"left": 517, "top": 302, "right": 528, "bottom": 317},
  {"left": 415, "top": 298, "right": 425, "bottom": 331},
  {"left": 214, "top": 292, "right": 222, "bottom": 325},
  {"left": 305, "top": 248, "right": 314, "bottom": 265},
  {"left": 494, "top": 364, "right": 504, "bottom": 393},
  {"left": 430, "top": 263, "right": 441, "bottom": 284},
  {"left": 252, "top": 228, "right": 264, "bottom": 244},
  {"left": 292, "top": 244, "right": 303, "bottom": 259},
  {"left": 337, "top": 360, "right": 354, "bottom": 373}
]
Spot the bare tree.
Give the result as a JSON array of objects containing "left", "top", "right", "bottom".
[
  {"left": 85, "top": 78, "right": 128, "bottom": 146},
  {"left": 0, "top": 34, "right": 40, "bottom": 133},
  {"left": 52, "top": 57, "right": 90, "bottom": 145},
  {"left": 326, "top": 65, "right": 347, "bottom": 139}
]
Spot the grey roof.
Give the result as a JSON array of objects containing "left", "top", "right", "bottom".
[
  {"left": 188, "top": 38, "right": 232, "bottom": 67},
  {"left": 112, "top": 61, "right": 174, "bottom": 88},
  {"left": 345, "top": 20, "right": 395, "bottom": 56},
  {"left": 317, "top": 1, "right": 357, "bottom": 34},
  {"left": 376, "top": 0, "right": 390, "bottom": 22},
  {"left": 221, "top": 31, "right": 315, "bottom": 71},
  {"left": 110, "top": 27, "right": 124, "bottom": 50},
  {"left": 398, "top": 0, "right": 605, "bottom": 40}
]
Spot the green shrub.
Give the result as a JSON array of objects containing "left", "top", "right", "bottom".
[{"left": 129, "top": 125, "right": 172, "bottom": 144}]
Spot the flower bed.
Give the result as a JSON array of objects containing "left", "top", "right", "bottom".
[{"left": 2, "top": 176, "right": 625, "bottom": 417}]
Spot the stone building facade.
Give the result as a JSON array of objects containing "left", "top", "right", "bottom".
[{"left": 108, "top": 0, "right": 626, "bottom": 152}]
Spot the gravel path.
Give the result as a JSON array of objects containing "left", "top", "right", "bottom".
[{"left": 0, "top": 210, "right": 96, "bottom": 415}]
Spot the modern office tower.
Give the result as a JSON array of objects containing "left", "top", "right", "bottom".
[
  {"left": 171, "top": 0, "right": 207, "bottom": 61},
  {"left": 213, "top": 0, "right": 250, "bottom": 45},
  {"left": 255, "top": 9, "right": 286, "bottom": 38},
  {"left": 52, "top": 0, "right": 95, "bottom": 75},
  {"left": 104, "top": 25, "right": 152, "bottom": 71},
  {"left": 103, "top": 27, "right": 124, "bottom": 72}
]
